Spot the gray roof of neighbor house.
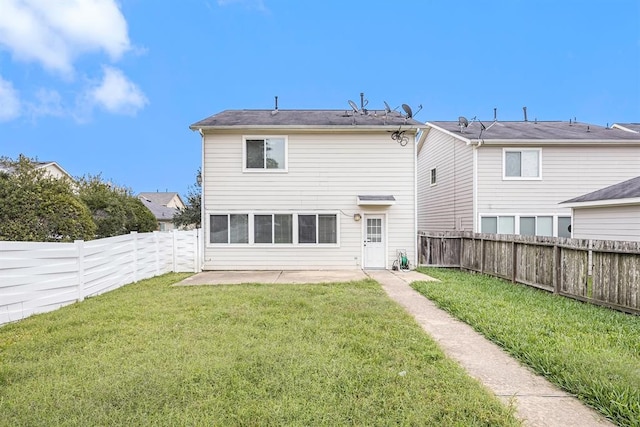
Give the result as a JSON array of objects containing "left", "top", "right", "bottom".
[
  {"left": 190, "top": 109, "right": 425, "bottom": 130},
  {"left": 139, "top": 197, "right": 178, "bottom": 221},
  {"left": 562, "top": 176, "right": 640, "bottom": 204},
  {"left": 612, "top": 123, "right": 640, "bottom": 133},
  {"left": 427, "top": 120, "right": 640, "bottom": 142},
  {"left": 138, "top": 192, "right": 183, "bottom": 207}
]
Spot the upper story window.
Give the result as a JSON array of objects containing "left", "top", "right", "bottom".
[
  {"left": 430, "top": 168, "right": 437, "bottom": 185},
  {"left": 244, "top": 136, "right": 287, "bottom": 172},
  {"left": 503, "top": 148, "right": 541, "bottom": 180}
]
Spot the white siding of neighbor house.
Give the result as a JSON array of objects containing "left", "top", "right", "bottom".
[
  {"left": 571, "top": 205, "right": 640, "bottom": 241},
  {"left": 476, "top": 145, "right": 640, "bottom": 225},
  {"left": 202, "top": 131, "right": 416, "bottom": 270},
  {"left": 417, "top": 130, "right": 474, "bottom": 233}
]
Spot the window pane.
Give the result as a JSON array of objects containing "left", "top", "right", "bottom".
[
  {"left": 254, "top": 214, "right": 273, "bottom": 244},
  {"left": 367, "top": 218, "right": 382, "bottom": 243},
  {"left": 430, "top": 168, "right": 437, "bottom": 185},
  {"left": 537, "top": 216, "right": 553, "bottom": 237},
  {"left": 274, "top": 214, "right": 292, "bottom": 244},
  {"left": 521, "top": 151, "right": 539, "bottom": 177},
  {"left": 498, "top": 216, "right": 515, "bottom": 234},
  {"left": 505, "top": 152, "right": 521, "bottom": 177},
  {"left": 265, "top": 138, "right": 285, "bottom": 170},
  {"left": 481, "top": 217, "right": 497, "bottom": 233},
  {"left": 246, "top": 139, "right": 265, "bottom": 169},
  {"left": 318, "top": 214, "right": 337, "bottom": 244},
  {"left": 520, "top": 217, "right": 535, "bottom": 236},
  {"left": 298, "top": 215, "right": 316, "bottom": 244},
  {"left": 558, "top": 217, "right": 571, "bottom": 238},
  {"left": 211, "top": 215, "right": 228, "bottom": 243},
  {"left": 230, "top": 214, "right": 248, "bottom": 243}
]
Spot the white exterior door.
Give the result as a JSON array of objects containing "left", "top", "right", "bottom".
[{"left": 363, "top": 215, "right": 385, "bottom": 269}]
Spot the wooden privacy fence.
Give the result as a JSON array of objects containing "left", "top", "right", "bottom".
[
  {"left": 419, "top": 232, "right": 640, "bottom": 315},
  {"left": 0, "top": 229, "right": 202, "bottom": 326}
]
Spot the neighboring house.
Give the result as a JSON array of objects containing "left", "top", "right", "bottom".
[
  {"left": 138, "top": 192, "right": 184, "bottom": 231},
  {"left": 0, "top": 160, "right": 73, "bottom": 180},
  {"left": 189, "top": 108, "right": 425, "bottom": 270},
  {"left": 611, "top": 123, "right": 640, "bottom": 133},
  {"left": 138, "top": 192, "right": 185, "bottom": 210},
  {"left": 417, "top": 120, "right": 640, "bottom": 237},
  {"left": 560, "top": 176, "right": 640, "bottom": 242}
]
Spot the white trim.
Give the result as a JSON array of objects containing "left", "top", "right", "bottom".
[
  {"left": 502, "top": 147, "right": 542, "bottom": 180},
  {"left": 242, "top": 135, "right": 289, "bottom": 173},
  {"left": 561, "top": 197, "right": 640, "bottom": 208},
  {"left": 473, "top": 146, "right": 478, "bottom": 232},
  {"left": 425, "top": 122, "right": 472, "bottom": 145}
]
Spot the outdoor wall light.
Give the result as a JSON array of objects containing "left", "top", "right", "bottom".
[{"left": 353, "top": 213, "right": 362, "bottom": 221}]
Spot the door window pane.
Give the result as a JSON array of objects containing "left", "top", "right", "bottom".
[
  {"left": 558, "top": 217, "right": 571, "bottom": 238},
  {"left": 520, "top": 217, "right": 535, "bottom": 236},
  {"left": 254, "top": 214, "right": 272, "bottom": 243},
  {"left": 274, "top": 214, "right": 292, "bottom": 244},
  {"left": 230, "top": 214, "right": 248, "bottom": 243},
  {"left": 318, "top": 214, "right": 337, "bottom": 244},
  {"left": 498, "top": 216, "right": 515, "bottom": 234},
  {"left": 537, "top": 216, "right": 553, "bottom": 236},
  {"left": 298, "top": 215, "right": 316, "bottom": 244},
  {"left": 367, "top": 218, "right": 382, "bottom": 243},
  {"left": 211, "top": 215, "right": 228, "bottom": 243},
  {"left": 481, "top": 217, "right": 497, "bottom": 233}
]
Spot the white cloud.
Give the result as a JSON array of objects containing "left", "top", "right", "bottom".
[
  {"left": 0, "top": 76, "right": 21, "bottom": 121},
  {"left": 88, "top": 66, "right": 148, "bottom": 115},
  {"left": 0, "top": 0, "right": 130, "bottom": 76},
  {"left": 27, "top": 88, "right": 66, "bottom": 118}
]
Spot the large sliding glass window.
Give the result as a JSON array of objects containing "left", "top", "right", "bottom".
[{"left": 210, "top": 214, "right": 248, "bottom": 244}]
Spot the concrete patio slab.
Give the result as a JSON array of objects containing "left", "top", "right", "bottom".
[{"left": 175, "top": 269, "right": 368, "bottom": 286}]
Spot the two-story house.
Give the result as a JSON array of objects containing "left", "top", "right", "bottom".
[
  {"left": 417, "top": 120, "right": 640, "bottom": 237},
  {"left": 190, "top": 108, "right": 424, "bottom": 270}
]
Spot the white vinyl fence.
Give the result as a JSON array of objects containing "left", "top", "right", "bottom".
[{"left": 0, "top": 229, "right": 202, "bottom": 326}]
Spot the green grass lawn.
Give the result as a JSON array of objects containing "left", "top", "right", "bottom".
[
  {"left": 0, "top": 273, "right": 519, "bottom": 426},
  {"left": 414, "top": 267, "right": 640, "bottom": 427}
]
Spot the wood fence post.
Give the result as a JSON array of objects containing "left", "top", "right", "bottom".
[
  {"left": 511, "top": 239, "right": 517, "bottom": 283},
  {"left": 480, "top": 235, "right": 485, "bottom": 274},
  {"left": 553, "top": 244, "right": 561, "bottom": 294},
  {"left": 75, "top": 240, "right": 85, "bottom": 302}
]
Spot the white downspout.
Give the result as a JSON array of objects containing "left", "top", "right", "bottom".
[{"left": 199, "top": 128, "right": 206, "bottom": 269}]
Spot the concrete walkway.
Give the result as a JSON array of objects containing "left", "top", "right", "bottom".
[
  {"left": 177, "top": 269, "right": 612, "bottom": 426},
  {"left": 368, "top": 269, "right": 612, "bottom": 427}
]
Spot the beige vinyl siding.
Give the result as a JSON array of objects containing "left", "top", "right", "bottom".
[
  {"left": 202, "top": 131, "right": 415, "bottom": 270},
  {"left": 417, "top": 131, "right": 473, "bottom": 233},
  {"left": 476, "top": 145, "right": 640, "bottom": 218},
  {"left": 572, "top": 205, "right": 640, "bottom": 241}
]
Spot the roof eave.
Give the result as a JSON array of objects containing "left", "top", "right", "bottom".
[
  {"left": 477, "top": 139, "right": 640, "bottom": 146},
  {"left": 190, "top": 124, "right": 426, "bottom": 133},
  {"left": 561, "top": 197, "right": 640, "bottom": 208}
]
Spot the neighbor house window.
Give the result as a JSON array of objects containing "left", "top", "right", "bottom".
[
  {"left": 558, "top": 217, "right": 572, "bottom": 238},
  {"left": 298, "top": 214, "right": 337, "bottom": 244},
  {"left": 244, "top": 137, "right": 287, "bottom": 171},
  {"left": 210, "top": 214, "right": 248, "bottom": 244},
  {"left": 481, "top": 216, "right": 515, "bottom": 234},
  {"left": 430, "top": 168, "right": 437, "bottom": 185},
  {"left": 503, "top": 148, "right": 541, "bottom": 179},
  {"left": 483, "top": 214, "right": 571, "bottom": 237},
  {"left": 254, "top": 214, "right": 293, "bottom": 244}
]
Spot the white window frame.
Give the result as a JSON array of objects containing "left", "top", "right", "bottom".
[
  {"left": 206, "top": 211, "right": 339, "bottom": 247},
  {"left": 208, "top": 213, "right": 250, "bottom": 245},
  {"left": 502, "top": 148, "right": 542, "bottom": 180},
  {"left": 242, "top": 135, "right": 288, "bottom": 173},
  {"left": 479, "top": 213, "right": 572, "bottom": 237},
  {"left": 430, "top": 167, "right": 437, "bottom": 186}
]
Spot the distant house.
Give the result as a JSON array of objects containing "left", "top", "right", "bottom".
[
  {"left": 0, "top": 160, "right": 73, "bottom": 180},
  {"left": 190, "top": 107, "right": 425, "bottom": 270},
  {"left": 138, "top": 192, "right": 185, "bottom": 231},
  {"left": 560, "top": 176, "right": 640, "bottom": 242},
  {"left": 417, "top": 120, "right": 640, "bottom": 237}
]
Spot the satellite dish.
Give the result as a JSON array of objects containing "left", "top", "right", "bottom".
[
  {"left": 383, "top": 101, "right": 391, "bottom": 113},
  {"left": 402, "top": 104, "right": 413, "bottom": 118},
  {"left": 458, "top": 116, "right": 469, "bottom": 127},
  {"left": 348, "top": 100, "right": 359, "bottom": 113}
]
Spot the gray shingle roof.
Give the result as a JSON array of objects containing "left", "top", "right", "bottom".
[
  {"left": 138, "top": 192, "right": 181, "bottom": 207},
  {"left": 562, "top": 176, "right": 640, "bottom": 204},
  {"left": 428, "top": 120, "right": 640, "bottom": 141},
  {"left": 139, "top": 197, "right": 178, "bottom": 221},
  {"left": 190, "top": 109, "right": 424, "bottom": 129}
]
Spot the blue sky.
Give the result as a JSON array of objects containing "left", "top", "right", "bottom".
[{"left": 1, "top": 0, "right": 638, "bottom": 198}]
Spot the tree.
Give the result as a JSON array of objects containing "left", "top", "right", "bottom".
[
  {"left": 0, "top": 156, "right": 96, "bottom": 242},
  {"left": 173, "top": 169, "right": 201, "bottom": 228},
  {"left": 77, "top": 175, "right": 157, "bottom": 238}
]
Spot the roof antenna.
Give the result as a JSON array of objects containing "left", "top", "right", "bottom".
[{"left": 523, "top": 106, "right": 528, "bottom": 122}]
